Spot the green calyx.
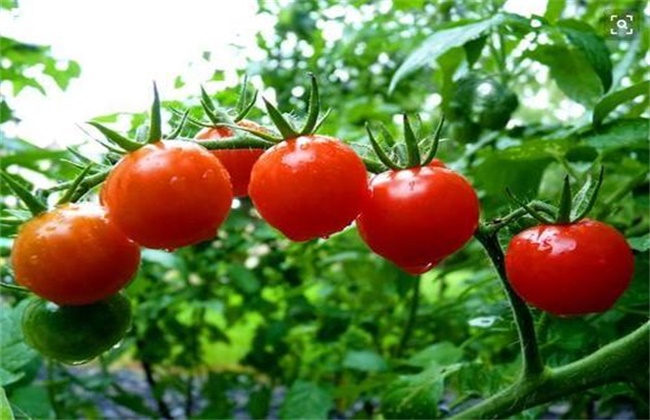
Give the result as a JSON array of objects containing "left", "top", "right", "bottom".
[
  {"left": 88, "top": 82, "right": 184, "bottom": 153},
  {"left": 0, "top": 170, "right": 47, "bottom": 217},
  {"left": 233, "top": 73, "right": 330, "bottom": 143},
  {"left": 508, "top": 167, "right": 604, "bottom": 225},
  {"left": 366, "top": 114, "right": 445, "bottom": 171}
]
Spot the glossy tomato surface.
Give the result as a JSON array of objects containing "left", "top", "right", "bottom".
[
  {"left": 357, "top": 166, "right": 479, "bottom": 268},
  {"left": 400, "top": 259, "right": 440, "bottom": 276},
  {"left": 248, "top": 135, "right": 369, "bottom": 241},
  {"left": 101, "top": 141, "right": 233, "bottom": 249},
  {"left": 22, "top": 293, "right": 132, "bottom": 364},
  {"left": 505, "top": 219, "right": 634, "bottom": 316},
  {"left": 195, "top": 120, "right": 265, "bottom": 197},
  {"left": 11, "top": 203, "right": 140, "bottom": 305}
]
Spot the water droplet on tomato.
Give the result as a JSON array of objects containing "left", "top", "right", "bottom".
[{"left": 201, "top": 169, "right": 214, "bottom": 180}]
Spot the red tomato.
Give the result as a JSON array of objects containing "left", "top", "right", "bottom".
[
  {"left": 101, "top": 141, "right": 233, "bottom": 249},
  {"left": 11, "top": 203, "right": 140, "bottom": 305},
  {"left": 400, "top": 259, "right": 440, "bottom": 276},
  {"left": 357, "top": 166, "right": 479, "bottom": 267},
  {"left": 429, "top": 158, "right": 445, "bottom": 168},
  {"left": 195, "top": 120, "right": 266, "bottom": 197},
  {"left": 505, "top": 219, "right": 634, "bottom": 316},
  {"left": 248, "top": 135, "right": 369, "bottom": 241}
]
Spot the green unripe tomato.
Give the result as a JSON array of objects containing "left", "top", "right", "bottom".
[
  {"left": 447, "top": 74, "right": 518, "bottom": 131},
  {"left": 22, "top": 293, "right": 132, "bottom": 364},
  {"left": 448, "top": 120, "right": 482, "bottom": 144}
]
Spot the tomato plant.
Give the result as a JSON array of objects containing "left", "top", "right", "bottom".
[
  {"left": 101, "top": 140, "right": 233, "bottom": 250},
  {"left": 22, "top": 293, "right": 132, "bottom": 364},
  {"left": 1, "top": 1, "right": 648, "bottom": 419},
  {"left": 249, "top": 134, "right": 369, "bottom": 241},
  {"left": 505, "top": 219, "right": 634, "bottom": 316},
  {"left": 10, "top": 203, "right": 140, "bottom": 305},
  {"left": 195, "top": 120, "right": 266, "bottom": 198}
]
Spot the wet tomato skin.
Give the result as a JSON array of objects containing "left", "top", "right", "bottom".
[
  {"left": 357, "top": 165, "right": 479, "bottom": 268},
  {"left": 357, "top": 166, "right": 479, "bottom": 268},
  {"left": 400, "top": 259, "right": 441, "bottom": 276},
  {"left": 101, "top": 140, "right": 233, "bottom": 249},
  {"left": 195, "top": 120, "right": 266, "bottom": 197},
  {"left": 248, "top": 135, "right": 370, "bottom": 241},
  {"left": 505, "top": 219, "right": 634, "bottom": 316},
  {"left": 11, "top": 203, "right": 140, "bottom": 305}
]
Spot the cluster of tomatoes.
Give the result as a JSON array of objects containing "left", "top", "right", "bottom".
[{"left": 8, "top": 78, "right": 635, "bottom": 364}]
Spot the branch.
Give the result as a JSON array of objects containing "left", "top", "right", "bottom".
[
  {"left": 474, "top": 227, "right": 545, "bottom": 378},
  {"left": 395, "top": 276, "right": 421, "bottom": 358},
  {"left": 451, "top": 321, "right": 649, "bottom": 419}
]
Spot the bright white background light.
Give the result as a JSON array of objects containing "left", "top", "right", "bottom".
[{"left": 1, "top": 0, "right": 263, "bottom": 148}]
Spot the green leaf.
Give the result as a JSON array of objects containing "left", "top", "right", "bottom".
[
  {"left": 628, "top": 234, "right": 650, "bottom": 252},
  {"left": 8, "top": 386, "right": 52, "bottom": 419},
  {"left": 0, "top": 138, "right": 67, "bottom": 170},
  {"left": 280, "top": 381, "right": 333, "bottom": 420},
  {"left": 526, "top": 44, "right": 603, "bottom": 105},
  {"left": 496, "top": 138, "right": 571, "bottom": 161},
  {"left": 390, "top": 14, "right": 511, "bottom": 92},
  {"left": 0, "top": 387, "right": 14, "bottom": 420},
  {"left": 407, "top": 341, "right": 463, "bottom": 369},
  {"left": 475, "top": 156, "right": 551, "bottom": 199},
  {"left": 0, "top": 99, "right": 13, "bottom": 124},
  {"left": 342, "top": 350, "right": 387, "bottom": 372},
  {"left": 0, "top": 300, "right": 38, "bottom": 388},
  {"left": 229, "top": 265, "right": 261, "bottom": 295},
  {"left": 248, "top": 385, "right": 272, "bottom": 419},
  {"left": 544, "top": 0, "right": 565, "bottom": 22},
  {"left": 593, "top": 81, "right": 650, "bottom": 127},
  {"left": 557, "top": 19, "right": 613, "bottom": 92},
  {"left": 581, "top": 118, "right": 649, "bottom": 151},
  {"left": 381, "top": 366, "right": 444, "bottom": 419},
  {"left": 464, "top": 36, "right": 487, "bottom": 68}
]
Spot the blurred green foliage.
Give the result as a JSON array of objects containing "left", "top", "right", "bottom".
[{"left": 1, "top": 0, "right": 648, "bottom": 419}]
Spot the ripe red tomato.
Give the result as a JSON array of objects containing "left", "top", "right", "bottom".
[
  {"left": 356, "top": 166, "right": 479, "bottom": 268},
  {"left": 400, "top": 259, "right": 440, "bottom": 276},
  {"left": 195, "top": 120, "right": 266, "bottom": 197},
  {"left": 11, "top": 203, "right": 140, "bottom": 305},
  {"left": 101, "top": 141, "right": 233, "bottom": 249},
  {"left": 505, "top": 219, "right": 634, "bottom": 316},
  {"left": 429, "top": 158, "right": 445, "bottom": 168},
  {"left": 248, "top": 135, "right": 369, "bottom": 241}
]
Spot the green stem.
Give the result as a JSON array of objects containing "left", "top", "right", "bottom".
[
  {"left": 395, "top": 276, "right": 421, "bottom": 358},
  {"left": 188, "top": 135, "right": 273, "bottom": 150},
  {"left": 451, "top": 321, "right": 649, "bottom": 419},
  {"left": 47, "top": 361, "right": 64, "bottom": 418},
  {"left": 474, "top": 227, "right": 545, "bottom": 378},
  {"left": 0, "top": 282, "right": 30, "bottom": 293},
  {"left": 45, "top": 170, "right": 109, "bottom": 194}
]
